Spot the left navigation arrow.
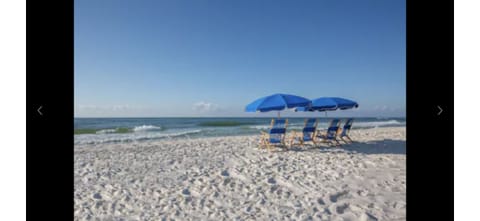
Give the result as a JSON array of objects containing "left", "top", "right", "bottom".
[{"left": 37, "top": 106, "right": 43, "bottom": 116}]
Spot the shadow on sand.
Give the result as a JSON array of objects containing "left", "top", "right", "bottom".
[{"left": 282, "top": 139, "right": 406, "bottom": 155}]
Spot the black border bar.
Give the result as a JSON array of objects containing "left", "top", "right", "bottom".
[
  {"left": 406, "top": 0, "right": 453, "bottom": 219},
  {"left": 27, "top": 0, "right": 74, "bottom": 219}
]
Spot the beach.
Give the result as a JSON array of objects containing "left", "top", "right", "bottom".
[{"left": 74, "top": 126, "right": 406, "bottom": 221}]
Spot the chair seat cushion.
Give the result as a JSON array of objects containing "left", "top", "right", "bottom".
[
  {"left": 303, "top": 136, "right": 312, "bottom": 141},
  {"left": 270, "top": 128, "right": 286, "bottom": 134},
  {"left": 303, "top": 127, "right": 315, "bottom": 133}
]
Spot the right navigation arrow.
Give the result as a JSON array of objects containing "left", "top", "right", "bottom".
[{"left": 437, "top": 106, "right": 443, "bottom": 115}]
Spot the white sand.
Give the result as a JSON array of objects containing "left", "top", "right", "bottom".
[{"left": 74, "top": 127, "right": 406, "bottom": 221}]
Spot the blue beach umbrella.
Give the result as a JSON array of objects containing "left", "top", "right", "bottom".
[
  {"left": 328, "top": 97, "right": 359, "bottom": 110},
  {"left": 245, "top": 93, "right": 311, "bottom": 117},
  {"left": 295, "top": 97, "right": 358, "bottom": 116}
]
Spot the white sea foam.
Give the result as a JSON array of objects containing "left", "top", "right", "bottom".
[
  {"left": 75, "top": 129, "right": 202, "bottom": 145},
  {"left": 133, "top": 125, "right": 162, "bottom": 132},
  {"left": 353, "top": 120, "right": 404, "bottom": 128},
  {"left": 95, "top": 129, "right": 117, "bottom": 134},
  {"left": 249, "top": 125, "right": 270, "bottom": 130}
]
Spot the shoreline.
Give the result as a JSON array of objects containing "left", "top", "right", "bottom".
[
  {"left": 74, "top": 125, "right": 406, "bottom": 148},
  {"left": 75, "top": 126, "right": 406, "bottom": 220}
]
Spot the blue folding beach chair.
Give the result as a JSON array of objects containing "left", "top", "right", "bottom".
[
  {"left": 316, "top": 119, "right": 342, "bottom": 146},
  {"left": 291, "top": 118, "right": 318, "bottom": 146},
  {"left": 259, "top": 118, "right": 288, "bottom": 150},
  {"left": 339, "top": 118, "right": 354, "bottom": 143}
]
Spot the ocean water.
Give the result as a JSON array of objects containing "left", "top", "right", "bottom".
[{"left": 74, "top": 117, "right": 406, "bottom": 145}]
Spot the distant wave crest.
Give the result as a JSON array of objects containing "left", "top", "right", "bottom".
[{"left": 198, "top": 121, "right": 250, "bottom": 127}]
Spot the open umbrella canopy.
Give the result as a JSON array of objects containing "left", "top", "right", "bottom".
[
  {"left": 245, "top": 93, "right": 311, "bottom": 112},
  {"left": 295, "top": 97, "right": 358, "bottom": 112},
  {"left": 327, "top": 97, "right": 358, "bottom": 110},
  {"left": 295, "top": 97, "right": 337, "bottom": 112}
]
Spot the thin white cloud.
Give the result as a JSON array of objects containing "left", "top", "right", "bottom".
[
  {"left": 76, "top": 104, "right": 142, "bottom": 111},
  {"left": 75, "top": 104, "right": 147, "bottom": 115},
  {"left": 192, "top": 101, "right": 221, "bottom": 112}
]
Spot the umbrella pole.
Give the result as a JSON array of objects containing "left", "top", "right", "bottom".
[{"left": 277, "top": 111, "right": 280, "bottom": 119}]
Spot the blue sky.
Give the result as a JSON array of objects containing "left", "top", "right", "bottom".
[{"left": 74, "top": 0, "right": 405, "bottom": 117}]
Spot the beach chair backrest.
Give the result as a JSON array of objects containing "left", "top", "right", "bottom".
[
  {"left": 304, "top": 118, "right": 317, "bottom": 129},
  {"left": 269, "top": 118, "right": 287, "bottom": 144},
  {"left": 341, "top": 118, "right": 354, "bottom": 137},
  {"left": 326, "top": 119, "right": 341, "bottom": 139},
  {"left": 303, "top": 118, "right": 317, "bottom": 140},
  {"left": 272, "top": 118, "right": 287, "bottom": 129}
]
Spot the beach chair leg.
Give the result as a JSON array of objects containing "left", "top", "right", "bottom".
[
  {"left": 325, "top": 140, "right": 333, "bottom": 147},
  {"left": 260, "top": 139, "right": 270, "bottom": 150},
  {"left": 346, "top": 135, "right": 354, "bottom": 143},
  {"left": 265, "top": 143, "right": 272, "bottom": 152},
  {"left": 335, "top": 139, "right": 342, "bottom": 147}
]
